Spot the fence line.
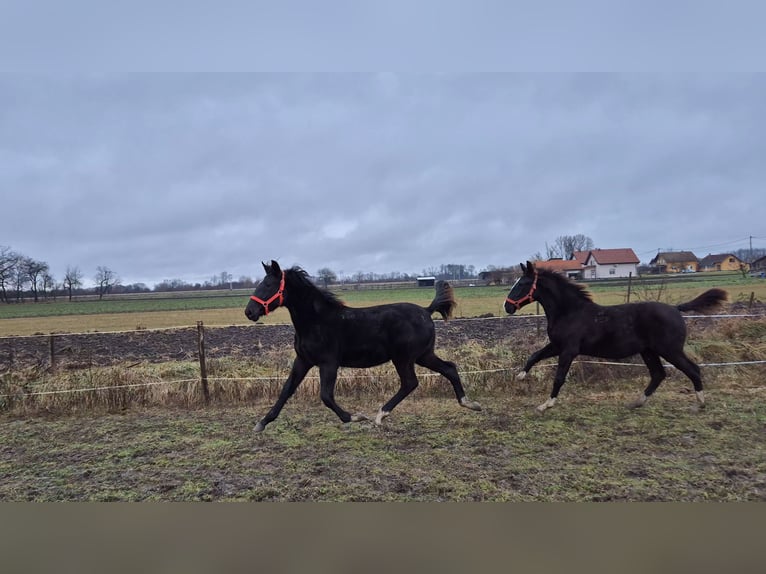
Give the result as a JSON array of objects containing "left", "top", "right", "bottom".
[
  {"left": 2, "top": 312, "right": 764, "bottom": 341},
  {"left": 3, "top": 359, "right": 765, "bottom": 400}
]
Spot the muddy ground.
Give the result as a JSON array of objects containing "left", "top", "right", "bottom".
[{"left": 2, "top": 309, "right": 759, "bottom": 372}]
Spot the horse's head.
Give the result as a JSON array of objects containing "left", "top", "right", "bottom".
[
  {"left": 245, "top": 260, "right": 286, "bottom": 322},
  {"left": 504, "top": 261, "right": 538, "bottom": 315}
]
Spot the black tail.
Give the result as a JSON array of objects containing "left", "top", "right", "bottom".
[
  {"left": 676, "top": 288, "right": 727, "bottom": 313},
  {"left": 427, "top": 280, "right": 456, "bottom": 320}
]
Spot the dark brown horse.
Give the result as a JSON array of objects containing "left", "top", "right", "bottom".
[
  {"left": 245, "top": 260, "right": 481, "bottom": 432},
  {"left": 504, "top": 261, "right": 727, "bottom": 412}
]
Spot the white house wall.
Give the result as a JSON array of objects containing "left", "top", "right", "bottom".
[{"left": 584, "top": 257, "right": 638, "bottom": 279}]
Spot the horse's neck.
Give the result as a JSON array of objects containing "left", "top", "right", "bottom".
[
  {"left": 285, "top": 284, "right": 334, "bottom": 330},
  {"left": 536, "top": 282, "right": 588, "bottom": 321}
]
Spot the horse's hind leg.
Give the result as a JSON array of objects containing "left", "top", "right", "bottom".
[
  {"left": 628, "top": 350, "right": 667, "bottom": 409},
  {"left": 662, "top": 350, "right": 705, "bottom": 408},
  {"left": 376, "top": 360, "right": 420, "bottom": 425},
  {"left": 416, "top": 351, "right": 482, "bottom": 412}
]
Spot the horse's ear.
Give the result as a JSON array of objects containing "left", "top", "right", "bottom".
[
  {"left": 526, "top": 261, "right": 535, "bottom": 275},
  {"left": 520, "top": 262, "right": 527, "bottom": 273},
  {"left": 270, "top": 260, "right": 282, "bottom": 275},
  {"left": 262, "top": 261, "right": 271, "bottom": 274}
]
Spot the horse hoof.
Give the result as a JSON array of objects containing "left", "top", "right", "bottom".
[
  {"left": 627, "top": 394, "right": 648, "bottom": 409},
  {"left": 254, "top": 422, "right": 266, "bottom": 433},
  {"left": 350, "top": 413, "right": 369, "bottom": 422},
  {"left": 536, "top": 398, "right": 556, "bottom": 413},
  {"left": 375, "top": 410, "right": 390, "bottom": 425},
  {"left": 516, "top": 371, "right": 527, "bottom": 381},
  {"left": 460, "top": 397, "right": 482, "bottom": 411}
]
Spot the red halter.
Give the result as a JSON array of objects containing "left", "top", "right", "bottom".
[
  {"left": 250, "top": 272, "right": 285, "bottom": 315},
  {"left": 505, "top": 271, "right": 538, "bottom": 310}
]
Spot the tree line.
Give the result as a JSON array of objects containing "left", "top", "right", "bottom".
[
  {"left": 0, "top": 245, "right": 123, "bottom": 303},
  {"left": 5, "top": 234, "right": 762, "bottom": 303}
]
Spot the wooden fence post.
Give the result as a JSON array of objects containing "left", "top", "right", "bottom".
[
  {"left": 749, "top": 292, "right": 755, "bottom": 311},
  {"left": 626, "top": 272, "right": 633, "bottom": 303},
  {"left": 197, "top": 321, "right": 210, "bottom": 404},
  {"left": 49, "top": 334, "right": 56, "bottom": 372}
]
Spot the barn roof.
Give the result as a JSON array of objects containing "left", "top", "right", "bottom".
[
  {"left": 699, "top": 253, "right": 741, "bottom": 266},
  {"left": 650, "top": 251, "right": 699, "bottom": 264}
]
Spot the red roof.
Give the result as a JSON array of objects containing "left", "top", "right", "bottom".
[
  {"left": 572, "top": 251, "right": 590, "bottom": 265},
  {"left": 586, "top": 248, "right": 639, "bottom": 265}
]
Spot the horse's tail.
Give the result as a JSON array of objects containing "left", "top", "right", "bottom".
[
  {"left": 676, "top": 288, "right": 728, "bottom": 313},
  {"left": 427, "top": 280, "right": 457, "bottom": 320}
]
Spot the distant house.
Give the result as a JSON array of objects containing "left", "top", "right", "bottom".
[
  {"left": 580, "top": 248, "right": 640, "bottom": 279},
  {"left": 537, "top": 248, "right": 640, "bottom": 280},
  {"left": 698, "top": 253, "right": 747, "bottom": 272},
  {"left": 750, "top": 255, "right": 766, "bottom": 273},
  {"left": 417, "top": 276, "right": 436, "bottom": 287},
  {"left": 650, "top": 251, "right": 699, "bottom": 273},
  {"left": 534, "top": 258, "right": 584, "bottom": 279}
]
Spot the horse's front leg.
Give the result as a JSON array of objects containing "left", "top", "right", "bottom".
[
  {"left": 517, "top": 342, "right": 559, "bottom": 380},
  {"left": 537, "top": 351, "right": 576, "bottom": 413},
  {"left": 255, "top": 356, "right": 312, "bottom": 432},
  {"left": 319, "top": 364, "right": 367, "bottom": 424}
]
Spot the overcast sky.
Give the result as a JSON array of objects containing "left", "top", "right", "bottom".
[{"left": 2, "top": 73, "right": 765, "bottom": 287}]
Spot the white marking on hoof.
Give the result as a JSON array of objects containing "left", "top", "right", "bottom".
[
  {"left": 375, "top": 409, "right": 390, "bottom": 425},
  {"left": 460, "top": 397, "right": 482, "bottom": 411},
  {"left": 696, "top": 391, "right": 706, "bottom": 408},
  {"left": 254, "top": 422, "right": 266, "bottom": 433},
  {"left": 627, "top": 394, "right": 648, "bottom": 409},
  {"left": 536, "top": 397, "right": 556, "bottom": 413},
  {"left": 516, "top": 371, "right": 528, "bottom": 381},
  {"left": 350, "top": 413, "right": 368, "bottom": 422}
]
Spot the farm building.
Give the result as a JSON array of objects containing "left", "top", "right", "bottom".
[
  {"left": 650, "top": 251, "right": 699, "bottom": 273},
  {"left": 537, "top": 248, "right": 640, "bottom": 280},
  {"left": 416, "top": 276, "right": 436, "bottom": 287},
  {"left": 751, "top": 255, "right": 766, "bottom": 272},
  {"left": 698, "top": 253, "right": 748, "bottom": 272},
  {"left": 580, "top": 248, "right": 640, "bottom": 279}
]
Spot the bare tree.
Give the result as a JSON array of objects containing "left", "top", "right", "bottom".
[
  {"left": 541, "top": 235, "right": 595, "bottom": 260},
  {"left": 0, "top": 246, "right": 19, "bottom": 303},
  {"left": 64, "top": 265, "right": 83, "bottom": 301},
  {"left": 316, "top": 267, "right": 337, "bottom": 288},
  {"left": 42, "top": 271, "right": 55, "bottom": 300},
  {"left": 22, "top": 257, "right": 49, "bottom": 302},
  {"left": 94, "top": 266, "right": 119, "bottom": 300}
]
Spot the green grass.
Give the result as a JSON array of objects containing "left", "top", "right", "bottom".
[
  {"left": 1, "top": 273, "right": 764, "bottom": 337},
  {"left": 2, "top": 389, "right": 764, "bottom": 501},
  {"left": 2, "top": 314, "right": 765, "bottom": 501}
]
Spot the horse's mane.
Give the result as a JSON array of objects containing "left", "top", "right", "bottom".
[
  {"left": 285, "top": 266, "right": 346, "bottom": 309},
  {"left": 537, "top": 268, "right": 593, "bottom": 303}
]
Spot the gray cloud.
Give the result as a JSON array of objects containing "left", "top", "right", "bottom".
[{"left": 1, "top": 73, "right": 764, "bottom": 286}]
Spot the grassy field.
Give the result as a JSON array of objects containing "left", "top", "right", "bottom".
[
  {"left": 1, "top": 273, "right": 765, "bottom": 337},
  {"left": 2, "top": 389, "right": 764, "bottom": 501},
  {"left": 2, "top": 313, "right": 765, "bottom": 501}
]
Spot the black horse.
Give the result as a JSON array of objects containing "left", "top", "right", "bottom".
[
  {"left": 245, "top": 260, "right": 481, "bottom": 431},
  {"left": 504, "top": 261, "right": 727, "bottom": 412}
]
